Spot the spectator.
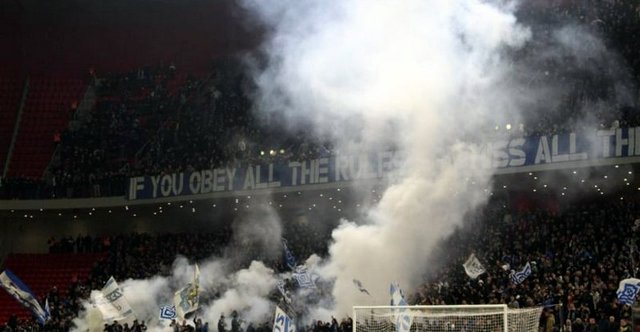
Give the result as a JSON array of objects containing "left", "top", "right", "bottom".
[{"left": 218, "top": 315, "right": 227, "bottom": 332}]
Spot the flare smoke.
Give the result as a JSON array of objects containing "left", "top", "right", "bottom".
[
  {"left": 244, "top": 0, "right": 532, "bottom": 316},
  {"left": 71, "top": 0, "right": 634, "bottom": 330}
]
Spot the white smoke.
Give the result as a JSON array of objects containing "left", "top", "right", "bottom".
[
  {"left": 72, "top": 204, "right": 283, "bottom": 332},
  {"left": 201, "top": 261, "right": 277, "bottom": 326},
  {"left": 72, "top": 276, "right": 173, "bottom": 332},
  {"left": 225, "top": 203, "right": 284, "bottom": 265},
  {"left": 243, "top": 0, "right": 533, "bottom": 316},
  {"left": 71, "top": 0, "right": 637, "bottom": 330}
]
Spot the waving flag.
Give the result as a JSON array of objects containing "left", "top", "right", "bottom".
[
  {"left": 0, "top": 270, "right": 48, "bottom": 324},
  {"left": 510, "top": 262, "right": 532, "bottom": 285},
  {"left": 463, "top": 253, "right": 486, "bottom": 279},
  {"left": 353, "top": 279, "right": 371, "bottom": 296},
  {"left": 273, "top": 306, "right": 296, "bottom": 332},
  {"left": 292, "top": 266, "right": 315, "bottom": 289},
  {"left": 160, "top": 305, "right": 177, "bottom": 320},
  {"left": 174, "top": 264, "right": 200, "bottom": 319},
  {"left": 282, "top": 239, "right": 297, "bottom": 270},
  {"left": 91, "top": 277, "right": 135, "bottom": 322},
  {"left": 390, "top": 282, "right": 413, "bottom": 332},
  {"left": 616, "top": 278, "right": 640, "bottom": 305}
]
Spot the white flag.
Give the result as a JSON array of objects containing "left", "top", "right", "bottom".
[
  {"left": 91, "top": 277, "right": 135, "bottom": 322},
  {"left": 463, "top": 254, "right": 486, "bottom": 279},
  {"left": 174, "top": 264, "right": 200, "bottom": 319},
  {"left": 273, "top": 306, "right": 296, "bottom": 332}
]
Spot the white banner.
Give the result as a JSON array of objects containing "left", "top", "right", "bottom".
[
  {"left": 91, "top": 277, "right": 135, "bottom": 322},
  {"left": 463, "top": 253, "right": 486, "bottom": 279},
  {"left": 273, "top": 306, "right": 296, "bottom": 332}
]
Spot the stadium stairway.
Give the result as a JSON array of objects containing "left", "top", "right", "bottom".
[
  {"left": 6, "top": 77, "right": 87, "bottom": 179},
  {"left": 0, "top": 253, "right": 105, "bottom": 324}
]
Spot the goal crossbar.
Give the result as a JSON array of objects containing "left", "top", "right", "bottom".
[{"left": 353, "top": 304, "right": 542, "bottom": 332}]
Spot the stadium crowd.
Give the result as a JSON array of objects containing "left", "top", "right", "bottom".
[
  {"left": 4, "top": 0, "right": 640, "bottom": 200},
  {"left": 2, "top": 1, "right": 640, "bottom": 332},
  {"left": 2, "top": 197, "right": 639, "bottom": 331},
  {"left": 412, "top": 198, "right": 639, "bottom": 332},
  {"left": 0, "top": 58, "right": 331, "bottom": 200},
  {"left": 1, "top": 1, "right": 640, "bottom": 200}
]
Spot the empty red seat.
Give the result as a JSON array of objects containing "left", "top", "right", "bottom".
[{"left": 6, "top": 77, "right": 87, "bottom": 178}]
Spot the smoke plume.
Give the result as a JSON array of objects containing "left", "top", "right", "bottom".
[
  {"left": 72, "top": 204, "right": 283, "bottom": 332},
  {"left": 72, "top": 0, "right": 638, "bottom": 330},
  {"left": 242, "top": 0, "right": 534, "bottom": 316}
]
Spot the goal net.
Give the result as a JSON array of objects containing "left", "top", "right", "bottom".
[{"left": 353, "top": 305, "right": 543, "bottom": 332}]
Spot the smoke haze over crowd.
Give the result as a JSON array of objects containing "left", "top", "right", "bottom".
[
  {"left": 245, "top": 0, "right": 531, "bottom": 316},
  {"left": 67, "top": 0, "right": 637, "bottom": 330}
]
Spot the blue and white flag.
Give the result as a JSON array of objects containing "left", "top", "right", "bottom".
[
  {"left": 174, "top": 264, "right": 200, "bottom": 319},
  {"left": 0, "top": 270, "right": 48, "bottom": 324},
  {"left": 160, "top": 305, "right": 177, "bottom": 320},
  {"left": 389, "top": 282, "right": 412, "bottom": 332},
  {"left": 390, "top": 282, "right": 408, "bottom": 306},
  {"left": 273, "top": 306, "right": 296, "bottom": 332},
  {"left": 292, "top": 266, "right": 315, "bottom": 289},
  {"left": 510, "top": 262, "right": 532, "bottom": 285},
  {"left": 282, "top": 239, "right": 297, "bottom": 270},
  {"left": 616, "top": 278, "right": 640, "bottom": 305}
]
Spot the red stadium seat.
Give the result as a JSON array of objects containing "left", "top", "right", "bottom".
[
  {"left": 5, "top": 77, "right": 87, "bottom": 178},
  {"left": 0, "top": 77, "right": 25, "bottom": 172},
  {"left": 0, "top": 253, "right": 106, "bottom": 323}
]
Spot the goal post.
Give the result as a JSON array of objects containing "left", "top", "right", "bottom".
[{"left": 352, "top": 304, "right": 543, "bottom": 332}]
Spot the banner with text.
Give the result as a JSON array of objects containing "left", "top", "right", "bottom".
[{"left": 127, "top": 127, "right": 640, "bottom": 200}]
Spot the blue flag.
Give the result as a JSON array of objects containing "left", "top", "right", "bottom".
[
  {"left": 0, "top": 270, "right": 48, "bottom": 324},
  {"left": 510, "top": 262, "right": 532, "bottom": 285},
  {"left": 282, "top": 239, "right": 297, "bottom": 270},
  {"left": 616, "top": 278, "right": 640, "bottom": 305},
  {"left": 542, "top": 298, "right": 555, "bottom": 308}
]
